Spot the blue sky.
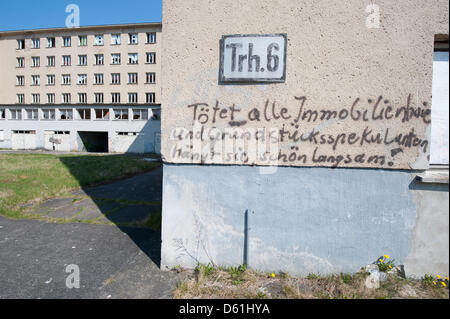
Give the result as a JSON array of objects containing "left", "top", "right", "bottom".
[{"left": 0, "top": 0, "right": 162, "bottom": 31}]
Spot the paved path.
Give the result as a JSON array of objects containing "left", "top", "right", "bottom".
[{"left": 0, "top": 167, "right": 187, "bottom": 299}]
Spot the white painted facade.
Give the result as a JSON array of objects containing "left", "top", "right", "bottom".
[{"left": 0, "top": 105, "right": 161, "bottom": 153}]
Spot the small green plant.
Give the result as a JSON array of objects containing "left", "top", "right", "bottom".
[
  {"left": 376, "top": 255, "right": 395, "bottom": 273},
  {"left": 196, "top": 263, "right": 215, "bottom": 278},
  {"left": 306, "top": 273, "right": 320, "bottom": 280},
  {"left": 229, "top": 264, "right": 247, "bottom": 285},
  {"left": 256, "top": 291, "right": 266, "bottom": 299},
  {"left": 423, "top": 274, "right": 435, "bottom": 286}
]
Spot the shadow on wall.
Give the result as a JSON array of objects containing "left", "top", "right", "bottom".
[
  {"left": 409, "top": 178, "right": 449, "bottom": 192},
  {"left": 112, "top": 110, "right": 161, "bottom": 154}
]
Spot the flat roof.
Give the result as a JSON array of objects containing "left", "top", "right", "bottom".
[{"left": 0, "top": 22, "right": 162, "bottom": 36}]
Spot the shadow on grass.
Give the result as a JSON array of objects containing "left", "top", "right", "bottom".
[{"left": 57, "top": 153, "right": 163, "bottom": 268}]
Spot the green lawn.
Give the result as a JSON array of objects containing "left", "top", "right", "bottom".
[{"left": 0, "top": 153, "right": 161, "bottom": 219}]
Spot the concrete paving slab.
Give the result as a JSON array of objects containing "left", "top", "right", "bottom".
[
  {"left": 73, "top": 206, "right": 104, "bottom": 221},
  {"left": 46, "top": 205, "right": 83, "bottom": 219},
  {"left": 38, "top": 198, "right": 75, "bottom": 211}
]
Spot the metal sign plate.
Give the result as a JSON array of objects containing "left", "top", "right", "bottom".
[{"left": 220, "top": 34, "right": 287, "bottom": 83}]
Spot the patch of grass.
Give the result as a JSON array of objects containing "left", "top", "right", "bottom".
[
  {"left": 0, "top": 153, "right": 161, "bottom": 219},
  {"left": 340, "top": 273, "right": 353, "bottom": 284}
]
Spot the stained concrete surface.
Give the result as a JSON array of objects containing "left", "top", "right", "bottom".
[
  {"left": 0, "top": 167, "right": 186, "bottom": 299},
  {"left": 161, "top": 164, "right": 449, "bottom": 277}
]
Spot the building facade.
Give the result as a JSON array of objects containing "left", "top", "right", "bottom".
[
  {"left": 0, "top": 23, "right": 162, "bottom": 153},
  {"left": 160, "top": 0, "right": 449, "bottom": 277}
]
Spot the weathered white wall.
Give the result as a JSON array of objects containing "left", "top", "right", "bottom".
[
  {"left": 11, "top": 132, "right": 36, "bottom": 150},
  {"left": 162, "top": 0, "right": 449, "bottom": 170},
  {"left": 162, "top": 165, "right": 449, "bottom": 277},
  {"left": 161, "top": 0, "right": 449, "bottom": 276}
]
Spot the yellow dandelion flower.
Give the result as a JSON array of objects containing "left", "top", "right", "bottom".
[
  {"left": 446, "top": 277, "right": 449, "bottom": 281},
  {"left": 437, "top": 275, "right": 441, "bottom": 279},
  {"left": 384, "top": 255, "right": 390, "bottom": 259},
  {"left": 379, "top": 259, "right": 384, "bottom": 263},
  {"left": 442, "top": 282, "right": 447, "bottom": 287},
  {"left": 433, "top": 281, "right": 437, "bottom": 285},
  {"left": 271, "top": 273, "right": 275, "bottom": 278},
  {"left": 389, "top": 265, "right": 393, "bottom": 269}
]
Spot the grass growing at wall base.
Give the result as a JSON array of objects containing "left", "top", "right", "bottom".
[
  {"left": 173, "top": 265, "right": 449, "bottom": 299},
  {"left": 0, "top": 153, "right": 161, "bottom": 219}
]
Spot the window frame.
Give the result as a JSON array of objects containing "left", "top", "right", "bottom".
[
  {"left": 62, "top": 36, "right": 72, "bottom": 47},
  {"left": 26, "top": 108, "right": 39, "bottom": 120},
  {"left": 146, "top": 32, "right": 156, "bottom": 44},
  {"left": 128, "top": 33, "right": 139, "bottom": 45},
  {"left": 60, "top": 109, "right": 73, "bottom": 121},
  {"left": 32, "top": 38, "right": 40, "bottom": 49},
  {"left": 62, "top": 55, "right": 71, "bottom": 66},
  {"left": 47, "top": 37, "right": 56, "bottom": 48},
  {"left": 42, "top": 108, "right": 56, "bottom": 120},
  {"left": 111, "top": 34, "right": 122, "bottom": 45},
  {"left": 114, "top": 108, "right": 129, "bottom": 120},
  {"left": 128, "top": 53, "right": 139, "bottom": 65},
  {"left": 146, "top": 52, "right": 156, "bottom": 64},
  {"left": 132, "top": 108, "right": 148, "bottom": 121},
  {"left": 128, "top": 93, "right": 138, "bottom": 104},
  {"left": 10, "top": 108, "right": 23, "bottom": 120},
  {"left": 94, "top": 35, "right": 104, "bottom": 46}
]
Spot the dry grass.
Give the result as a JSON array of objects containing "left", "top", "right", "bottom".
[{"left": 173, "top": 265, "right": 449, "bottom": 299}]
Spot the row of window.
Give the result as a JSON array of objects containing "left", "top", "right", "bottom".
[
  {"left": 1, "top": 107, "right": 158, "bottom": 121},
  {"left": 17, "top": 52, "right": 156, "bottom": 68},
  {"left": 15, "top": 92, "right": 156, "bottom": 104},
  {"left": 17, "top": 32, "right": 157, "bottom": 50},
  {"left": 16, "top": 72, "right": 156, "bottom": 86},
  {"left": 0, "top": 131, "right": 150, "bottom": 140}
]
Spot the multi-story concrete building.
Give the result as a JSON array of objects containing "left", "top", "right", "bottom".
[{"left": 0, "top": 23, "right": 162, "bottom": 153}]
